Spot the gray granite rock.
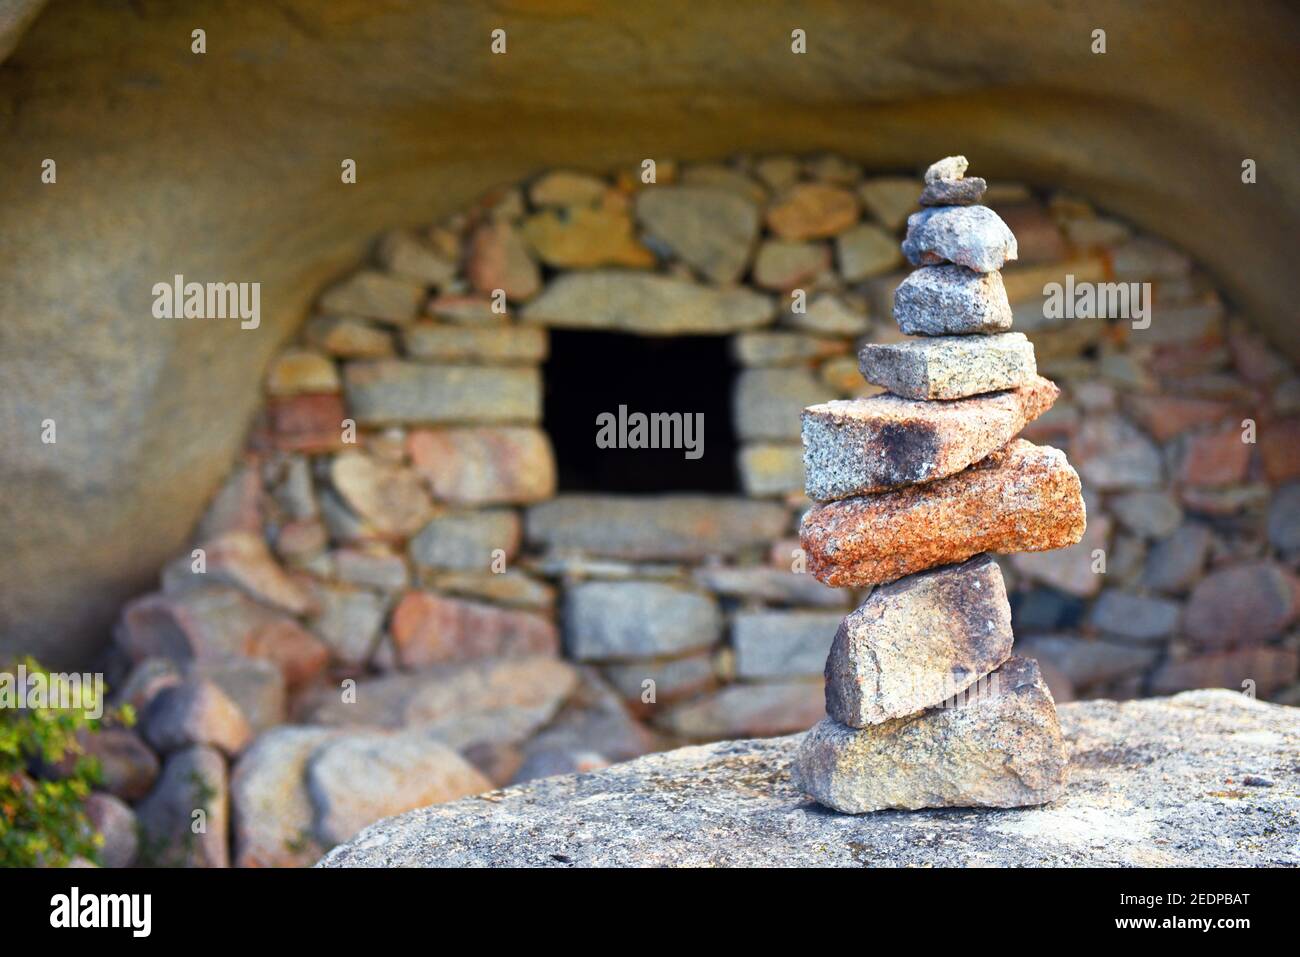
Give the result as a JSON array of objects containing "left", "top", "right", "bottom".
[
  {"left": 1087, "top": 589, "right": 1181, "bottom": 644},
  {"left": 521, "top": 271, "right": 774, "bottom": 334},
  {"left": 902, "top": 205, "right": 1018, "bottom": 272},
  {"left": 825, "top": 555, "right": 1014, "bottom": 726},
  {"left": 343, "top": 360, "right": 541, "bottom": 426},
  {"left": 141, "top": 678, "right": 252, "bottom": 756},
  {"left": 230, "top": 726, "right": 339, "bottom": 868},
  {"left": 802, "top": 376, "right": 1057, "bottom": 501},
  {"left": 564, "top": 581, "right": 721, "bottom": 661},
  {"left": 893, "top": 264, "right": 1013, "bottom": 335},
  {"left": 526, "top": 495, "right": 788, "bottom": 560},
  {"left": 135, "top": 745, "right": 229, "bottom": 868},
  {"left": 859, "top": 332, "right": 1037, "bottom": 400},
  {"left": 408, "top": 509, "right": 520, "bottom": 573},
  {"left": 795, "top": 657, "right": 1065, "bottom": 813},
  {"left": 920, "top": 177, "right": 987, "bottom": 206},
  {"left": 85, "top": 793, "right": 139, "bottom": 868},
  {"left": 732, "top": 610, "right": 843, "bottom": 679},
  {"left": 320, "top": 690, "right": 1300, "bottom": 867},
  {"left": 734, "top": 367, "right": 835, "bottom": 440},
  {"left": 635, "top": 186, "right": 760, "bottom": 283}
]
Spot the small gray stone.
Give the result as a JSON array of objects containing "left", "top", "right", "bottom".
[
  {"left": 408, "top": 509, "right": 520, "bottom": 573},
  {"left": 635, "top": 186, "right": 760, "bottom": 283},
  {"left": 732, "top": 611, "right": 843, "bottom": 680},
  {"left": 860, "top": 332, "right": 1037, "bottom": 400},
  {"left": 734, "top": 367, "right": 835, "bottom": 441},
  {"left": 142, "top": 678, "right": 253, "bottom": 756},
  {"left": 902, "top": 205, "right": 1018, "bottom": 272},
  {"left": 836, "top": 222, "right": 903, "bottom": 282},
  {"left": 1087, "top": 589, "right": 1181, "bottom": 644},
  {"left": 924, "top": 156, "right": 969, "bottom": 184},
  {"left": 793, "top": 657, "right": 1066, "bottom": 814},
  {"left": 653, "top": 680, "right": 825, "bottom": 741},
  {"left": 600, "top": 652, "right": 716, "bottom": 705},
  {"left": 893, "top": 264, "right": 1013, "bottom": 335},
  {"left": 1110, "top": 490, "right": 1184, "bottom": 539},
  {"left": 343, "top": 360, "right": 540, "bottom": 426},
  {"left": 135, "top": 745, "right": 229, "bottom": 868},
  {"left": 85, "top": 793, "right": 139, "bottom": 868},
  {"left": 527, "top": 495, "right": 789, "bottom": 561},
  {"left": 187, "top": 657, "right": 286, "bottom": 734},
  {"left": 825, "top": 555, "right": 1013, "bottom": 726},
  {"left": 306, "top": 583, "right": 386, "bottom": 666},
  {"left": 522, "top": 271, "right": 774, "bottom": 334},
  {"left": 564, "top": 582, "right": 721, "bottom": 661},
  {"left": 1143, "top": 522, "right": 1212, "bottom": 593},
  {"left": 319, "top": 270, "right": 425, "bottom": 324},
  {"left": 307, "top": 730, "right": 491, "bottom": 846},
  {"left": 231, "top": 726, "right": 339, "bottom": 868},
  {"left": 1017, "top": 633, "right": 1159, "bottom": 688},
  {"left": 787, "top": 293, "right": 872, "bottom": 336},
  {"left": 1267, "top": 482, "right": 1300, "bottom": 553},
  {"left": 691, "top": 565, "right": 850, "bottom": 608},
  {"left": 920, "top": 177, "right": 987, "bottom": 206}
]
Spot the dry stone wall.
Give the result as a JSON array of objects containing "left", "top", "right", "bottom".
[{"left": 96, "top": 153, "right": 1300, "bottom": 866}]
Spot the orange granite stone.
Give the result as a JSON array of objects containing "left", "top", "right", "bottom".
[{"left": 800, "top": 439, "right": 1086, "bottom": 588}]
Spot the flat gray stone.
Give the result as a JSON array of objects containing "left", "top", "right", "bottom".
[
  {"left": 732, "top": 610, "right": 843, "bottom": 679},
  {"left": 401, "top": 323, "right": 548, "bottom": 363},
  {"left": 893, "top": 264, "right": 1013, "bottom": 335},
  {"left": 408, "top": 509, "right": 520, "bottom": 573},
  {"left": 521, "top": 271, "right": 774, "bottom": 334},
  {"left": 734, "top": 367, "right": 835, "bottom": 441},
  {"left": 320, "top": 690, "right": 1300, "bottom": 867},
  {"left": 564, "top": 581, "right": 721, "bottom": 661},
  {"left": 635, "top": 186, "right": 760, "bottom": 283},
  {"left": 526, "top": 495, "right": 789, "bottom": 560},
  {"left": 825, "top": 555, "right": 1013, "bottom": 727},
  {"left": 902, "top": 205, "right": 1018, "bottom": 272},
  {"left": 231, "top": 726, "right": 339, "bottom": 868},
  {"left": 691, "top": 565, "right": 850, "bottom": 608},
  {"left": 802, "top": 376, "right": 1057, "bottom": 501},
  {"left": 343, "top": 360, "right": 540, "bottom": 426},
  {"left": 1018, "top": 633, "right": 1159, "bottom": 689},
  {"left": 652, "top": 680, "right": 824, "bottom": 741},
  {"left": 860, "top": 332, "right": 1036, "bottom": 400},
  {"left": 920, "top": 177, "right": 987, "bottom": 206},
  {"left": 1087, "top": 589, "right": 1181, "bottom": 644}
]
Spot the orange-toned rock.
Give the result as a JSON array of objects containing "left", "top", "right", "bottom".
[
  {"left": 389, "top": 591, "right": 558, "bottom": 669},
  {"left": 800, "top": 440, "right": 1086, "bottom": 588}
]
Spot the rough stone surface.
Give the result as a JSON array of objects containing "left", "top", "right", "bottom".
[
  {"left": 735, "top": 368, "right": 836, "bottom": 441},
  {"left": 305, "top": 583, "right": 385, "bottom": 666},
  {"left": 1018, "top": 634, "right": 1159, "bottom": 689},
  {"left": 893, "top": 264, "right": 1013, "bottom": 335},
  {"left": 860, "top": 332, "right": 1037, "bottom": 400},
  {"left": 322, "top": 691, "right": 1300, "bottom": 867},
  {"left": 526, "top": 495, "right": 788, "bottom": 560},
  {"left": 141, "top": 678, "right": 253, "bottom": 756},
  {"left": 825, "top": 555, "right": 1013, "bottom": 726},
  {"left": 135, "top": 745, "right": 229, "bottom": 868},
  {"left": 692, "top": 565, "right": 849, "bottom": 608},
  {"left": 407, "top": 427, "right": 555, "bottom": 505},
  {"left": 732, "top": 611, "right": 843, "bottom": 679},
  {"left": 521, "top": 271, "right": 773, "bottom": 334},
  {"left": 794, "top": 658, "right": 1066, "bottom": 813},
  {"left": 231, "top": 726, "right": 338, "bottom": 868},
  {"left": 307, "top": 730, "right": 492, "bottom": 846},
  {"left": 654, "top": 680, "right": 824, "bottom": 741},
  {"left": 187, "top": 657, "right": 287, "bottom": 734},
  {"left": 565, "top": 582, "right": 721, "bottom": 661},
  {"left": 389, "top": 591, "right": 558, "bottom": 668},
  {"left": 802, "top": 376, "right": 1057, "bottom": 500},
  {"left": 902, "top": 205, "right": 1018, "bottom": 272},
  {"left": 343, "top": 361, "right": 540, "bottom": 426},
  {"left": 407, "top": 509, "right": 520, "bottom": 573},
  {"left": 920, "top": 177, "right": 987, "bottom": 206},
  {"left": 1183, "top": 562, "right": 1297, "bottom": 650},
  {"left": 802, "top": 440, "right": 1087, "bottom": 587},
  {"left": 635, "top": 186, "right": 759, "bottom": 283}
]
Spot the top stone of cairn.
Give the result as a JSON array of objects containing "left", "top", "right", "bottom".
[{"left": 919, "top": 155, "right": 987, "bottom": 207}]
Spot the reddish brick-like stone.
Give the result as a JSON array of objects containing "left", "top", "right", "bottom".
[
  {"left": 800, "top": 440, "right": 1086, "bottom": 588},
  {"left": 1126, "top": 395, "right": 1236, "bottom": 442},
  {"left": 266, "top": 393, "right": 347, "bottom": 453},
  {"left": 1178, "top": 429, "right": 1252, "bottom": 487},
  {"left": 1260, "top": 418, "right": 1300, "bottom": 483},
  {"left": 389, "top": 591, "right": 559, "bottom": 669}
]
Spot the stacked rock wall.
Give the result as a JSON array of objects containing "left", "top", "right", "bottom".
[{"left": 94, "top": 153, "right": 1300, "bottom": 865}]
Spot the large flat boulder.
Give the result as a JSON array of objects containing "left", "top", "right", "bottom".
[{"left": 319, "top": 691, "right": 1300, "bottom": 867}]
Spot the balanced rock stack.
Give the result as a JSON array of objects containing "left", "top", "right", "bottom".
[{"left": 790, "top": 157, "right": 1087, "bottom": 814}]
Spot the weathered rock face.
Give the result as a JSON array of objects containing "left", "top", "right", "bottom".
[
  {"left": 2, "top": 2, "right": 1298, "bottom": 666},
  {"left": 319, "top": 691, "right": 1300, "bottom": 867},
  {"left": 794, "top": 658, "right": 1066, "bottom": 814}
]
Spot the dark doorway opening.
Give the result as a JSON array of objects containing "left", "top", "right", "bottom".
[{"left": 542, "top": 330, "right": 740, "bottom": 493}]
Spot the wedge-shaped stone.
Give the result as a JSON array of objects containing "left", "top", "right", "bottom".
[
  {"left": 893, "top": 264, "right": 1013, "bottom": 335},
  {"left": 792, "top": 657, "right": 1067, "bottom": 813},
  {"left": 800, "top": 440, "right": 1086, "bottom": 588},
  {"left": 825, "top": 555, "right": 1012, "bottom": 726},
  {"left": 802, "top": 376, "right": 1058, "bottom": 502},
  {"left": 860, "top": 332, "right": 1037, "bottom": 400},
  {"left": 902, "top": 205, "right": 1018, "bottom": 273}
]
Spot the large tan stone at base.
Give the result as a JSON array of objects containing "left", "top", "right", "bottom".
[
  {"left": 800, "top": 440, "right": 1086, "bottom": 588},
  {"left": 792, "top": 657, "right": 1067, "bottom": 814}
]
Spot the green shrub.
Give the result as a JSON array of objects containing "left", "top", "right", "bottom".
[{"left": 0, "top": 657, "right": 133, "bottom": 868}]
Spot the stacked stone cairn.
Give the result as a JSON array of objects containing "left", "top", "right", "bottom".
[{"left": 790, "top": 157, "right": 1087, "bottom": 813}]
